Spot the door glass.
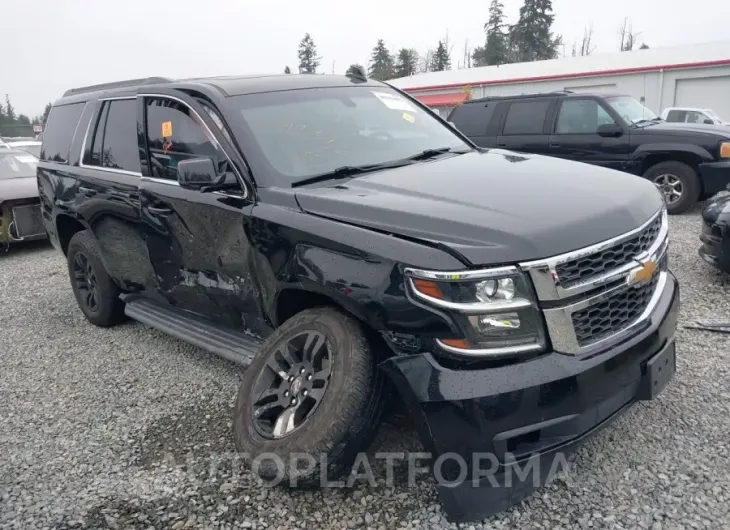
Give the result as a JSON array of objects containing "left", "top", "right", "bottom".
[
  {"left": 556, "top": 99, "right": 615, "bottom": 133},
  {"left": 684, "top": 111, "right": 705, "bottom": 124},
  {"left": 100, "top": 99, "right": 141, "bottom": 173},
  {"left": 503, "top": 101, "right": 549, "bottom": 135},
  {"left": 145, "top": 98, "right": 225, "bottom": 180},
  {"left": 40, "top": 102, "right": 85, "bottom": 163},
  {"left": 85, "top": 101, "right": 109, "bottom": 166}
]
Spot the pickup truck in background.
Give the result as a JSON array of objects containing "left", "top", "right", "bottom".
[{"left": 449, "top": 91, "right": 730, "bottom": 214}]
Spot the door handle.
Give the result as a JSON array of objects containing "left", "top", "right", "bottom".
[
  {"left": 147, "top": 206, "right": 173, "bottom": 216},
  {"left": 497, "top": 143, "right": 507, "bottom": 147},
  {"left": 550, "top": 143, "right": 561, "bottom": 147},
  {"left": 78, "top": 186, "right": 97, "bottom": 197}
]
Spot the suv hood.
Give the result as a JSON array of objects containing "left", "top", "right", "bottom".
[
  {"left": 639, "top": 121, "right": 730, "bottom": 138},
  {"left": 294, "top": 150, "right": 663, "bottom": 266},
  {"left": 0, "top": 175, "right": 39, "bottom": 203}
]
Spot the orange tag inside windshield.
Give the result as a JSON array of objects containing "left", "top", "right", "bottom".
[{"left": 161, "top": 121, "right": 173, "bottom": 137}]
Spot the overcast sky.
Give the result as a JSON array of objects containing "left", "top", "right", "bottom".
[{"left": 4, "top": 0, "right": 728, "bottom": 117}]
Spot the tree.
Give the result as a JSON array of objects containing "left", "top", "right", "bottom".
[
  {"left": 4, "top": 95, "right": 16, "bottom": 123},
  {"left": 17, "top": 114, "right": 30, "bottom": 125},
  {"left": 284, "top": 66, "right": 291, "bottom": 74},
  {"left": 346, "top": 63, "right": 366, "bottom": 76},
  {"left": 473, "top": 0, "right": 510, "bottom": 67},
  {"left": 368, "top": 39, "right": 395, "bottom": 81},
  {"left": 298, "top": 33, "right": 320, "bottom": 73},
  {"left": 509, "top": 0, "right": 562, "bottom": 62},
  {"left": 618, "top": 18, "right": 642, "bottom": 52},
  {"left": 430, "top": 40, "right": 451, "bottom": 72},
  {"left": 394, "top": 48, "right": 419, "bottom": 78},
  {"left": 572, "top": 23, "right": 595, "bottom": 57},
  {"left": 41, "top": 103, "right": 52, "bottom": 125}
]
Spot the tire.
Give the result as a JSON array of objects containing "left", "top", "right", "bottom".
[
  {"left": 643, "top": 161, "right": 700, "bottom": 215},
  {"left": 234, "top": 307, "right": 388, "bottom": 487},
  {"left": 66, "top": 230, "right": 126, "bottom": 327}
]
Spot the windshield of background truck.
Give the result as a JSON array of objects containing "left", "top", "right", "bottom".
[
  {"left": 232, "top": 86, "right": 468, "bottom": 185},
  {"left": 0, "top": 151, "right": 37, "bottom": 179},
  {"left": 707, "top": 110, "right": 725, "bottom": 123},
  {"left": 606, "top": 96, "right": 657, "bottom": 124}
]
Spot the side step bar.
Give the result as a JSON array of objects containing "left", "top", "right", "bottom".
[{"left": 121, "top": 295, "right": 261, "bottom": 366}]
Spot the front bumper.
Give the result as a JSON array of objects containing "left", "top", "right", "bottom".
[
  {"left": 699, "top": 160, "right": 730, "bottom": 195},
  {"left": 380, "top": 272, "right": 679, "bottom": 523}
]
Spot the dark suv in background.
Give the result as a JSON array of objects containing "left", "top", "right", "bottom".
[
  {"left": 38, "top": 74, "right": 678, "bottom": 522},
  {"left": 449, "top": 91, "right": 730, "bottom": 214}
]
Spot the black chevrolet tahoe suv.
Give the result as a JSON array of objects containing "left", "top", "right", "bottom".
[
  {"left": 38, "top": 74, "right": 679, "bottom": 523},
  {"left": 449, "top": 91, "right": 730, "bottom": 214}
]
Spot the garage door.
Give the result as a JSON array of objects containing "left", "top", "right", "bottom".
[{"left": 675, "top": 76, "right": 730, "bottom": 122}]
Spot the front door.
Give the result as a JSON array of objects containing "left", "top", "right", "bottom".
[
  {"left": 136, "top": 91, "right": 261, "bottom": 334},
  {"left": 548, "top": 97, "right": 630, "bottom": 171},
  {"left": 496, "top": 98, "right": 555, "bottom": 156}
]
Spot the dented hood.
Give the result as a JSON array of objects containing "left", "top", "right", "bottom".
[
  {"left": 294, "top": 150, "right": 663, "bottom": 266},
  {"left": 0, "top": 176, "right": 39, "bottom": 203}
]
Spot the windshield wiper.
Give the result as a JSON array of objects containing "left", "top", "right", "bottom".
[
  {"left": 406, "top": 146, "right": 469, "bottom": 161},
  {"left": 291, "top": 161, "right": 411, "bottom": 188}
]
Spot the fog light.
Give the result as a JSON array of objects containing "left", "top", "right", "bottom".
[
  {"left": 476, "top": 278, "right": 515, "bottom": 302},
  {"left": 469, "top": 312, "right": 521, "bottom": 334}
]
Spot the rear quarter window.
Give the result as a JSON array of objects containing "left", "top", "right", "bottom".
[
  {"left": 449, "top": 103, "right": 496, "bottom": 136},
  {"left": 41, "top": 103, "right": 86, "bottom": 163},
  {"left": 502, "top": 100, "right": 550, "bottom": 135}
]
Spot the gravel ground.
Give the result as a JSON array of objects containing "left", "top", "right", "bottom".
[{"left": 1, "top": 210, "right": 730, "bottom": 530}]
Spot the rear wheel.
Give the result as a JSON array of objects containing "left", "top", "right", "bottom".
[
  {"left": 234, "top": 307, "right": 388, "bottom": 486},
  {"left": 66, "top": 230, "right": 126, "bottom": 327},
  {"left": 644, "top": 161, "right": 700, "bottom": 214}
]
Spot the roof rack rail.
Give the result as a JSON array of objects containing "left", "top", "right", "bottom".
[{"left": 62, "top": 77, "right": 173, "bottom": 97}]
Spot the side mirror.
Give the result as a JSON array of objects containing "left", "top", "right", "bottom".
[
  {"left": 177, "top": 157, "right": 218, "bottom": 189},
  {"left": 597, "top": 123, "right": 623, "bottom": 138},
  {"left": 703, "top": 119, "right": 714, "bottom": 125}
]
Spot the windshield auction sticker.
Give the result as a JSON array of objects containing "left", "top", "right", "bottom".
[{"left": 372, "top": 91, "right": 416, "bottom": 112}]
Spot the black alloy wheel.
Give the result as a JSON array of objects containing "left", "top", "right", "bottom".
[
  {"left": 72, "top": 251, "right": 100, "bottom": 313},
  {"left": 252, "top": 330, "right": 333, "bottom": 439}
]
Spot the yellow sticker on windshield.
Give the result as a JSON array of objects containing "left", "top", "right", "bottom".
[
  {"left": 161, "top": 121, "right": 173, "bottom": 137},
  {"left": 402, "top": 112, "right": 415, "bottom": 123}
]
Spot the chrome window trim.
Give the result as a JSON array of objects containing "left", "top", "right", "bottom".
[
  {"left": 141, "top": 176, "right": 178, "bottom": 186},
  {"left": 404, "top": 265, "right": 519, "bottom": 281},
  {"left": 520, "top": 207, "right": 667, "bottom": 301},
  {"left": 436, "top": 339, "right": 542, "bottom": 358}
]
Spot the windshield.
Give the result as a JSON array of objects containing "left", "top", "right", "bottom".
[
  {"left": 606, "top": 96, "right": 657, "bottom": 125},
  {"left": 707, "top": 110, "right": 725, "bottom": 124},
  {"left": 230, "top": 86, "right": 469, "bottom": 185},
  {"left": 0, "top": 151, "right": 38, "bottom": 179}
]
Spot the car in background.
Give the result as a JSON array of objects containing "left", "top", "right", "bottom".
[
  {"left": 0, "top": 149, "right": 46, "bottom": 247},
  {"left": 448, "top": 91, "right": 730, "bottom": 214},
  {"left": 699, "top": 193, "right": 730, "bottom": 272},
  {"left": 661, "top": 107, "right": 727, "bottom": 126},
  {"left": 2, "top": 140, "right": 42, "bottom": 158}
]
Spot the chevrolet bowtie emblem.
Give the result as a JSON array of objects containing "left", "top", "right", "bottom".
[{"left": 628, "top": 260, "right": 657, "bottom": 286}]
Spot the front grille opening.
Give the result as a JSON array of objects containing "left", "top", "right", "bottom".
[
  {"left": 556, "top": 214, "right": 663, "bottom": 287},
  {"left": 572, "top": 273, "right": 660, "bottom": 347}
]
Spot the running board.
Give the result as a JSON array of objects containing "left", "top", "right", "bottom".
[{"left": 122, "top": 295, "right": 261, "bottom": 366}]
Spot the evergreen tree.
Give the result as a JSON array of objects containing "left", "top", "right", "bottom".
[
  {"left": 297, "top": 33, "right": 320, "bottom": 74},
  {"left": 510, "top": 0, "right": 561, "bottom": 62},
  {"left": 394, "top": 48, "right": 419, "bottom": 78},
  {"left": 0, "top": 102, "right": 4, "bottom": 125},
  {"left": 41, "top": 103, "right": 52, "bottom": 125},
  {"left": 368, "top": 39, "right": 394, "bottom": 81},
  {"left": 5, "top": 95, "right": 16, "bottom": 123},
  {"left": 17, "top": 114, "right": 30, "bottom": 125},
  {"left": 479, "top": 0, "right": 510, "bottom": 66},
  {"left": 430, "top": 40, "right": 451, "bottom": 72},
  {"left": 346, "top": 64, "right": 366, "bottom": 76},
  {"left": 284, "top": 66, "right": 291, "bottom": 74}
]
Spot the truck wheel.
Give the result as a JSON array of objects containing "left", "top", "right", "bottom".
[
  {"left": 234, "top": 307, "right": 387, "bottom": 487},
  {"left": 644, "top": 161, "right": 700, "bottom": 214},
  {"left": 66, "top": 230, "right": 126, "bottom": 327}
]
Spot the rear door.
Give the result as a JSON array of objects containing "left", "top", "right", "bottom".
[
  {"left": 447, "top": 101, "right": 499, "bottom": 147},
  {"left": 496, "top": 98, "right": 555, "bottom": 155},
  {"left": 548, "top": 97, "right": 630, "bottom": 170}
]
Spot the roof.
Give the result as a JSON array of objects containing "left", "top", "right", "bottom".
[
  {"left": 389, "top": 40, "right": 730, "bottom": 92},
  {"left": 57, "top": 74, "right": 385, "bottom": 104}
]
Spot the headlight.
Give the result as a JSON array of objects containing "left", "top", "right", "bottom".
[
  {"left": 405, "top": 266, "right": 546, "bottom": 358},
  {"left": 720, "top": 141, "right": 730, "bottom": 159}
]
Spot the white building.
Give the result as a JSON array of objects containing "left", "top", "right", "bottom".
[{"left": 389, "top": 41, "right": 730, "bottom": 121}]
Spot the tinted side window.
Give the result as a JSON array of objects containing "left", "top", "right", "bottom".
[
  {"left": 665, "top": 110, "right": 684, "bottom": 122},
  {"left": 41, "top": 103, "right": 85, "bottom": 163},
  {"left": 555, "top": 99, "right": 616, "bottom": 133},
  {"left": 99, "top": 99, "right": 141, "bottom": 173},
  {"left": 502, "top": 101, "right": 550, "bottom": 135},
  {"left": 145, "top": 97, "right": 224, "bottom": 180},
  {"left": 449, "top": 103, "right": 496, "bottom": 136},
  {"left": 86, "top": 101, "right": 110, "bottom": 166}
]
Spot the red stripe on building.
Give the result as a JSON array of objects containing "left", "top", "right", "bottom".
[
  {"left": 402, "top": 58, "right": 730, "bottom": 93},
  {"left": 412, "top": 92, "right": 470, "bottom": 106}
]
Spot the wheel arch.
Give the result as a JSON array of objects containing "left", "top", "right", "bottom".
[{"left": 56, "top": 213, "right": 90, "bottom": 255}]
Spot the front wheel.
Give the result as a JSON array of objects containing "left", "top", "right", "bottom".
[
  {"left": 644, "top": 161, "right": 700, "bottom": 215},
  {"left": 233, "top": 307, "right": 388, "bottom": 487}
]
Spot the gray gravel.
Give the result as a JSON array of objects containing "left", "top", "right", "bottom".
[{"left": 1, "top": 211, "right": 730, "bottom": 530}]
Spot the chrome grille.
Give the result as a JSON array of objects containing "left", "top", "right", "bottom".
[
  {"left": 572, "top": 272, "right": 659, "bottom": 346},
  {"left": 555, "top": 213, "right": 663, "bottom": 287}
]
